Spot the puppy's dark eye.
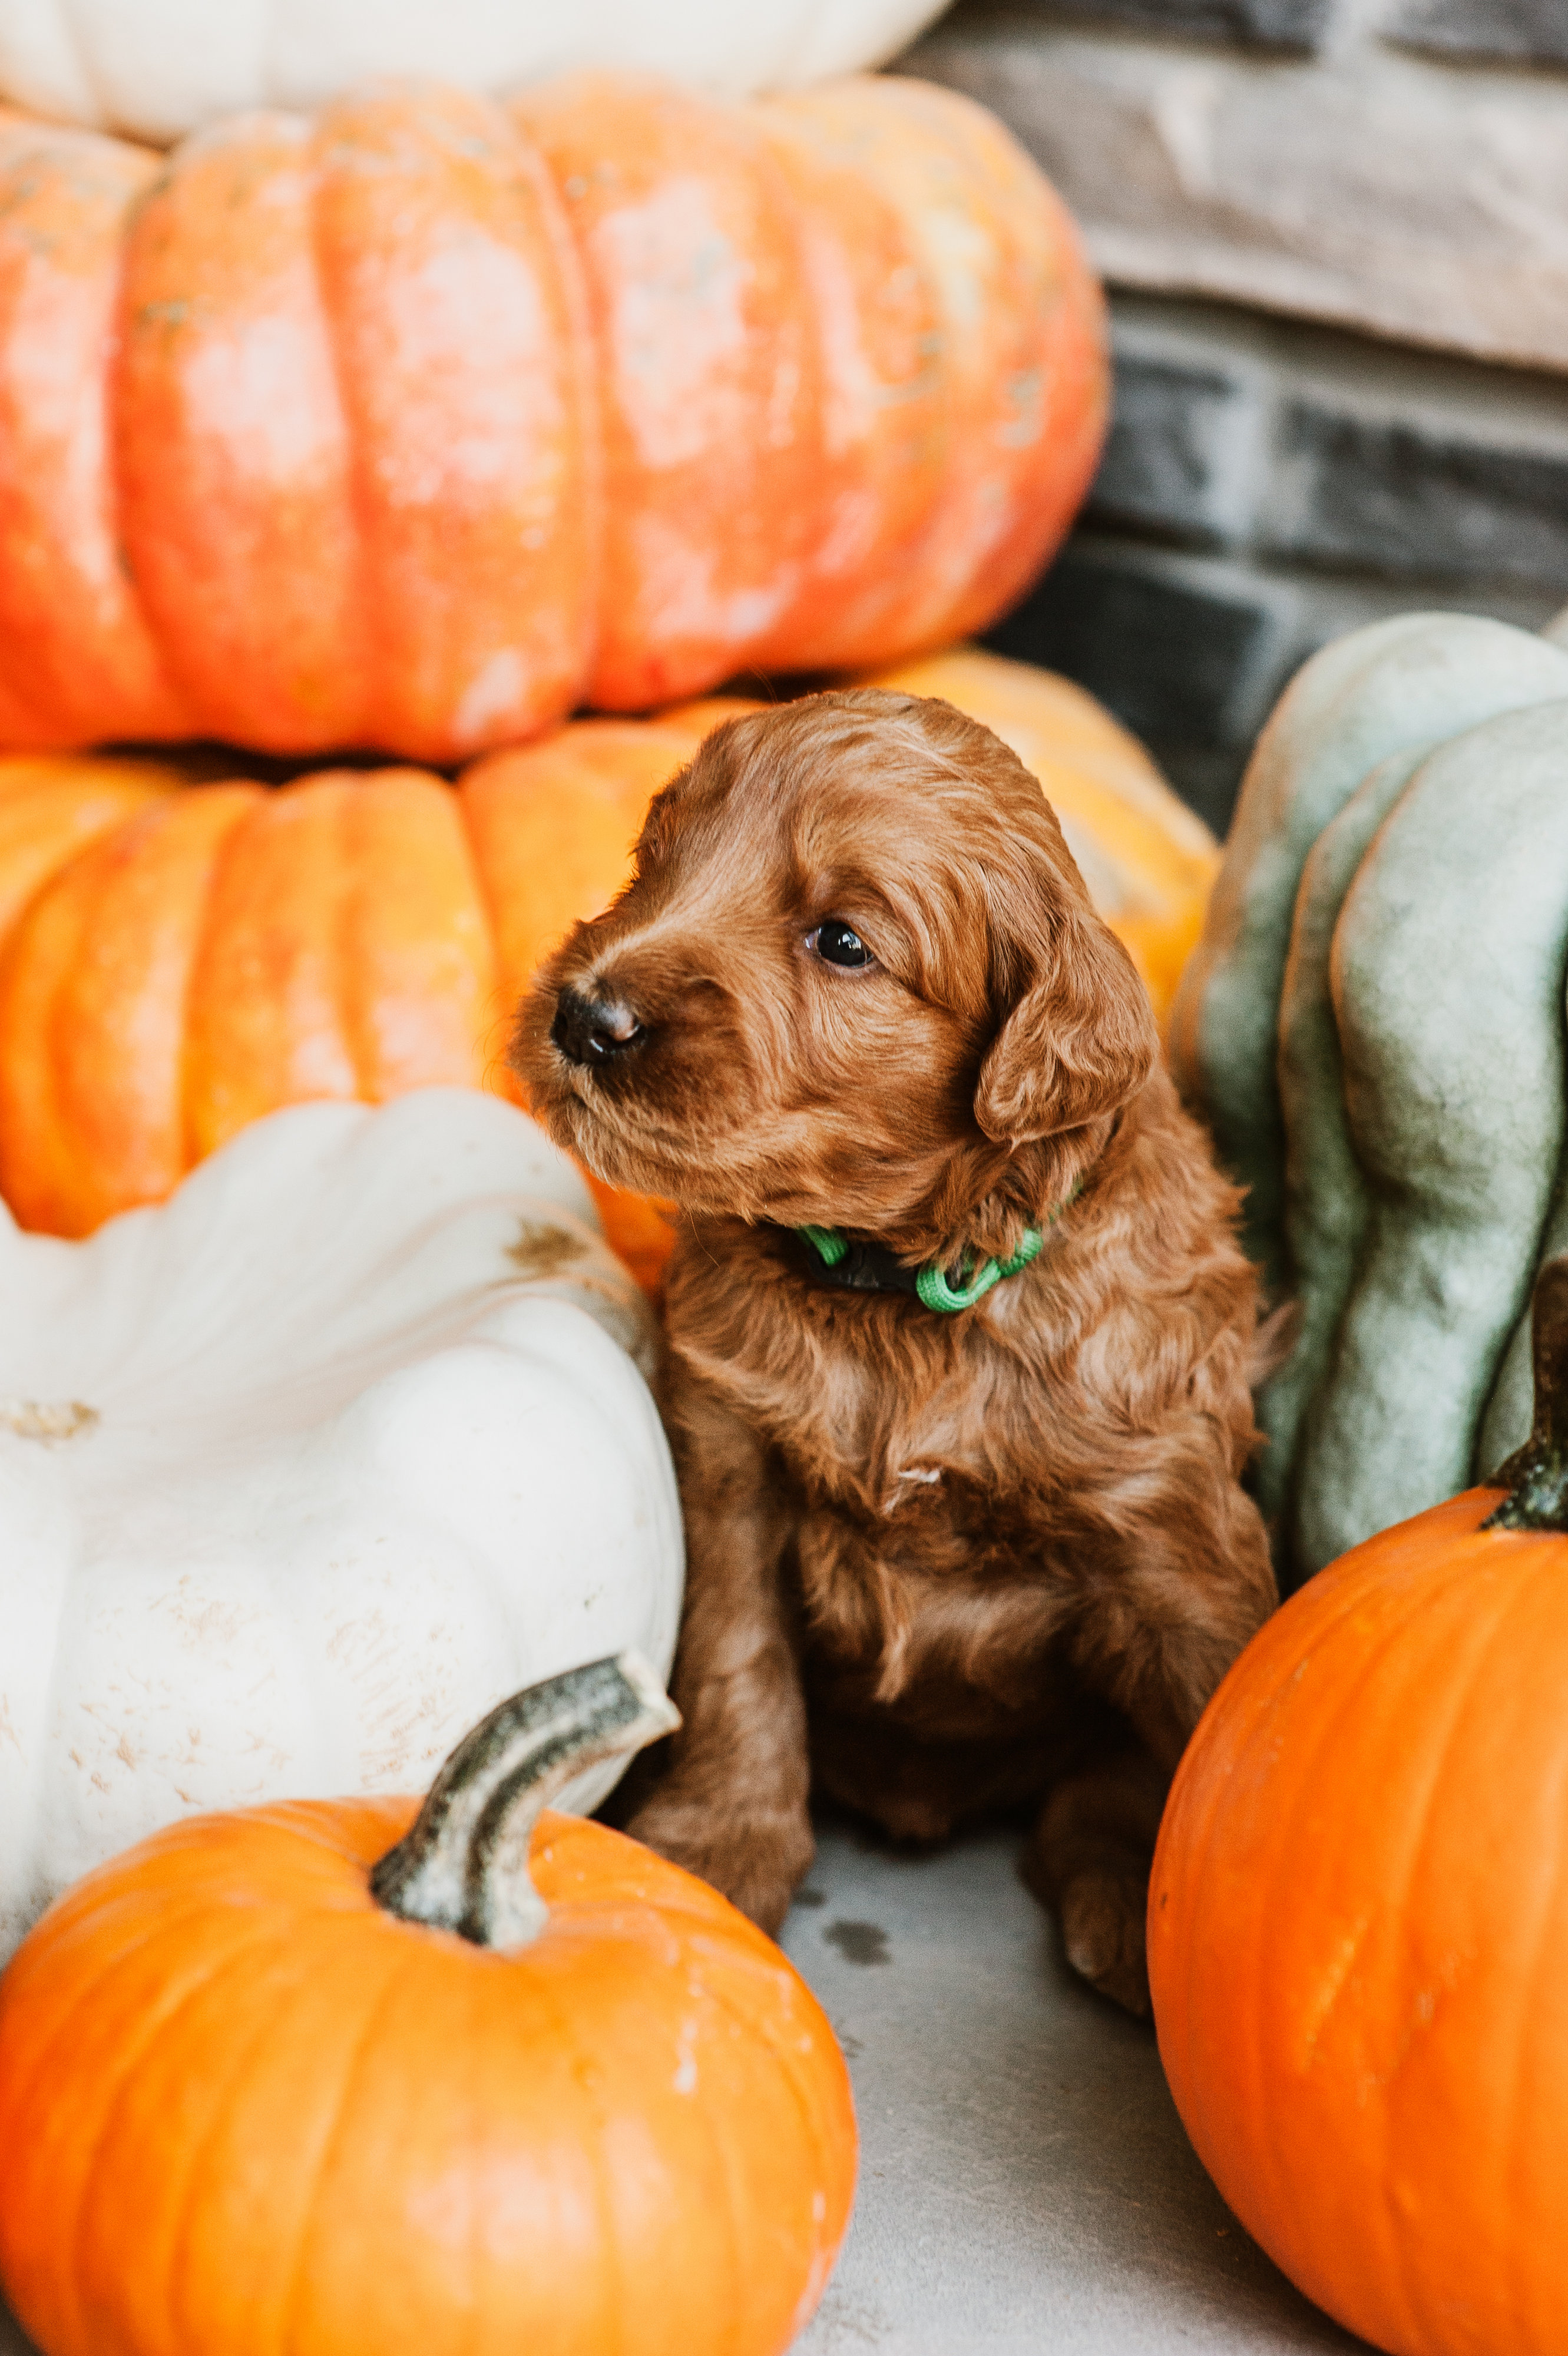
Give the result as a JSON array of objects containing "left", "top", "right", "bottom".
[{"left": 811, "top": 918, "right": 873, "bottom": 970}]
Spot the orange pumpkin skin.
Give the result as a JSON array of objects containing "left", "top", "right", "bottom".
[
  {"left": 0, "top": 709, "right": 745, "bottom": 1269},
  {"left": 115, "top": 84, "right": 600, "bottom": 762},
  {"left": 0, "top": 121, "right": 181, "bottom": 745},
  {"left": 0, "top": 1801, "right": 856, "bottom": 2356},
  {"left": 1149, "top": 1487, "right": 1568, "bottom": 2356},
  {"left": 759, "top": 80, "right": 1106, "bottom": 676},
  {"left": 0, "top": 77, "right": 1104, "bottom": 759}
]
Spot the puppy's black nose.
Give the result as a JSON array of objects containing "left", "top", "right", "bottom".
[{"left": 551, "top": 984, "right": 646, "bottom": 1067}]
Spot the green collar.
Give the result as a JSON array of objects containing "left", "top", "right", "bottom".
[{"left": 796, "top": 1183, "right": 1079, "bottom": 1314}]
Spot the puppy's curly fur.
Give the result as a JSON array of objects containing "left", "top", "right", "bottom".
[{"left": 514, "top": 689, "right": 1274, "bottom": 2014}]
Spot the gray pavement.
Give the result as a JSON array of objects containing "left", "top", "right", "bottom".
[{"left": 783, "top": 1818, "right": 1364, "bottom": 2356}]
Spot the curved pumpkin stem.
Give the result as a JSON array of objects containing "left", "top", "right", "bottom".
[
  {"left": 370, "top": 1653, "right": 679, "bottom": 1948},
  {"left": 1486, "top": 1255, "right": 1568, "bottom": 1532}
]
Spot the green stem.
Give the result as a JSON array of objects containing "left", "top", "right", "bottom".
[
  {"left": 370, "top": 1653, "right": 678, "bottom": 1948},
  {"left": 1484, "top": 1256, "right": 1568, "bottom": 1533}
]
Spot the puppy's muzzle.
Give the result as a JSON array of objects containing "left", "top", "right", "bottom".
[{"left": 551, "top": 984, "right": 647, "bottom": 1068}]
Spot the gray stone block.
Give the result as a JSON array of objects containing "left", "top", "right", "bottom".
[
  {"left": 1384, "top": 0, "right": 1568, "bottom": 67},
  {"left": 1088, "top": 347, "right": 1261, "bottom": 545},
  {"left": 903, "top": 11, "right": 1568, "bottom": 370},
  {"left": 1265, "top": 395, "right": 1568, "bottom": 590},
  {"left": 978, "top": 0, "right": 1330, "bottom": 49}
]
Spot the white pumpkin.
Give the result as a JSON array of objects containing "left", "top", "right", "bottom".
[
  {"left": 0, "top": 1086, "right": 683, "bottom": 1957},
  {"left": 0, "top": 0, "right": 950, "bottom": 143}
]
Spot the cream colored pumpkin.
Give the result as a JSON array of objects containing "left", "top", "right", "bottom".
[
  {"left": 0, "top": 1086, "right": 683, "bottom": 1957},
  {"left": 0, "top": 0, "right": 949, "bottom": 143}
]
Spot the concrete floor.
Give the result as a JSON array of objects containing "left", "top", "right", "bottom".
[
  {"left": 0, "top": 1818, "right": 1369, "bottom": 2356},
  {"left": 783, "top": 1819, "right": 1366, "bottom": 2355}
]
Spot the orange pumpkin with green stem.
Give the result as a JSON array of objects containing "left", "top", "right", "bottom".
[
  {"left": 1149, "top": 1253, "right": 1568, "bottom": 2356},
  {"left": 0, "top": 657, "right": 1215, "bottom": 1289},
  {"left": 0, "top": 1653, "right": 858, "bottom": 2356}
]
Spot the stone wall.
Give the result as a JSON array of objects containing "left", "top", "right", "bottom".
[{"left": 901, "top": 0, "right": 1568, "bottom": 830}]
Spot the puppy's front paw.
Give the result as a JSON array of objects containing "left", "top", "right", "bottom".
[
  {"left": 1058, "top": 1868, "right": 1150, "bottom": 2018},
  {"left": 627, "top": 1791, "right": 815, "bottom": 1937}
]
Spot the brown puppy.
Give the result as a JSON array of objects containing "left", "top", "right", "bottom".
[{"left": 514, "top": 689, "right": 1274, "bottom": 2013}]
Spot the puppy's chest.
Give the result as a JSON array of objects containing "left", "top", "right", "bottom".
[{"left": 733, "top": 1306, "right": 1030, "bottom": 1534}]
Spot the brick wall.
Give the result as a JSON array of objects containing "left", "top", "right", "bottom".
[{"left": 899, "top": 0, "right": 1568, "bottom": 830}]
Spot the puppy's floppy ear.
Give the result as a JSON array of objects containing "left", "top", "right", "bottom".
[{"left": 974, "top": 888, "right": 1159, "bottom": 1147}]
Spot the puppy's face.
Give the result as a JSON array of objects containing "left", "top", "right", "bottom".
[{"left": 512, "top": 690, "right": 1157, "bottom": 1246}]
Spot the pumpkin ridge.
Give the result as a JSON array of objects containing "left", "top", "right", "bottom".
[
  {"left": 1302, "top": 1544, "right": 1507, "bottom": 2235},
  {"left": 1163, "top": 1550, "right": 1460, "bottom": 2271},
  {"left": 1369, "top": 1561, "right": 1550, "bottom": 2352},
  {"left": 1496, "top": 1610, "right": 1568, "bottom": 2351},
  {"left": 1217, "top": 1520, "right": 1534, "bottom": 2342},
  {"left": 517, "top": 1958, "right": 627, "bottom": 2348},
  {"left": 303, "top": 115, "right": 374, "bottom": 753},
  {"left": 1401, "top": 1529, "right": 1568, "bottom": 2352},
  {"left": 694, "top": 1948, "right": 852, "bottom": 2339},
  {"left": 51, "top": 1922, "right": 304, "bottom": 2356},
  {"left": 526, "top": 1921, "right": 779, "bottom": 2352},
  {"left": 1163, "top": 1548, "right": 1401, "bottom": 1950},
  {"left": 686, "top": 1972, "right": 752, "bottom": 2356},
  {"left": 271, "top": 1947, "right": 419, "bottom": 2356},
  {"left": 337, "top": 779, "right": 394, "bottom": 1109},
  {"left": 176, "top": 785, "right": 263, "bottom": 1185},
  {"left": 446, "top": 774, "right": 518, "bottom": 1104},
  {"left": 102, "top": 170, "right": 190, "bottom": 742},
  {"left": 0, "top": 1889, "right": 201, "bottom": 2165},
  {"left": 150, "top": 1931, "right": 353, "bottom": 2356},
  {"left": 1196, "top": 1581, "right": 1408, "bottom": 2235},
  {"left": 0, "top": 1864, "right": 291, "bottom": 2128}
]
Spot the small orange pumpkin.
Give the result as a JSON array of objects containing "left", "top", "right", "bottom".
[
  {"left": 1149, "top": 1255, "right": 1568, "bottom": 2356},
  {"left": 0, "top": 1655, "right": 858, "bottom": 2356}
]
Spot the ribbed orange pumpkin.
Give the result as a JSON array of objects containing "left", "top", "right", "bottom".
[
  {"left": 0, "top": 655, "right": 1215, "bottom": 1288},
  {"left": 0, "top": 74, "right": 1105, "bottom": 760},
  {"left": 0, "top": 699, "right": 745, "bottom": 1283},
  {"left": 0, "top": 1655, "right": 858, "bottom": 2356},
  {"left": 1148, "top": 1257, "right": 1568, "bottom": 2356}
]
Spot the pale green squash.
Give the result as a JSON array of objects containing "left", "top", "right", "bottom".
[{"left": 1172, "top": 612, "right": 1568, "bottom": 1586}]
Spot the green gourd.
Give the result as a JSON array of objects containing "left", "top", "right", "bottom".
[{"left": 1172, "top": 611, "right": 1568, "bottom": 1587}]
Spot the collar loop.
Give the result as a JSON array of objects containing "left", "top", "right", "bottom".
[{"left": 796, "top": 1183, "right": 1078, "bottom": 1314}]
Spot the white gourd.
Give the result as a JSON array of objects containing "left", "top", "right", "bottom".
[
  {"left": 1173, "top": 612, "right": 1568, "bottom": 1587},
  {"left": 0, "top": 1087, "right": 683, "bottom": 1957},
  {"left": 0, "top": 0, "right": 950, "bottom": 143}
]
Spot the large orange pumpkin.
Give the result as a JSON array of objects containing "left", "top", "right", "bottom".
[
  {"left": 1148, "top": 1256, "right": 1568, "bottom": 2356},
  {"left": 0, "top": 1653, "right": 858, "bottom": 2356},
  {"left": 0, "top": 74, "right": 1105, "bottom": 761},
  {"left": 0, "top": 654, "right": 1215, "bottom": 1286}
]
